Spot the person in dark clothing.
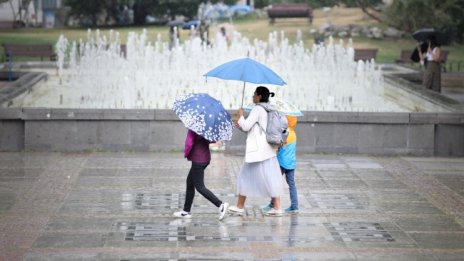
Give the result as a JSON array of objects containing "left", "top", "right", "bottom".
[{"left": 173, "top": 129, "right": 229, "bottom": 220}]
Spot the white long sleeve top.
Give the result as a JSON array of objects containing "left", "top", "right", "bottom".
[{"left": 237, "top": 103, "right": 276, "bottom": 163}]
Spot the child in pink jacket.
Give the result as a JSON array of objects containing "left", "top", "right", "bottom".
[{"left": 173, "top": 129, "right": 229, "bottom": 220}]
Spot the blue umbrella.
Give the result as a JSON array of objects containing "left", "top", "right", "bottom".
[
  {"left": 173, "top": 93, "right": 234, "bottom": 142},
  {"left": 203, "top": 57, "right": 286, "bottom": 107}
]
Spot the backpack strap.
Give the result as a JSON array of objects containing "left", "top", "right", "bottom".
[
  {"left": 256, "top": 103, "right": 270, "bottom": 112},
  {"left": 254, "top": 104, "right": 268, "bottom": 135}
]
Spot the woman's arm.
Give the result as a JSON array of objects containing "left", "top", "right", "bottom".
[
  {"left": 417, "top": 45, "right": 424, "bottom": 61},
  {"left": 432, "top": 47, "right": 441, "bottom": 62},
  {"left": 237, "top": 107, "right": 261, "bottom": 132}
]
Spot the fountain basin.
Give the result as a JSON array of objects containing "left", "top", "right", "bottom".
[
  {"left": 1, "top": 62, "right": 463, "bottom": 156},
  {"left": 1, "top": 30, "right": 463, "bottom": 156},
  {"left": 0, "top": 71, "right": 48, "bottom": 105},
  {"left": 1, "top": 107, "right": 463, "bottom": 156}
]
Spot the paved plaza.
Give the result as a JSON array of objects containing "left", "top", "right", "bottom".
[{"left": 0, "top": 152, "right": 464, "bottom": 260}]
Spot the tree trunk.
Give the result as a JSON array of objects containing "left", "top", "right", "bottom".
[
  {"left": 8, "top": 0, "right": 17, "bottom": 27},
  {"left": 355, "top": 0, "right": 384, "bottom": 24}
]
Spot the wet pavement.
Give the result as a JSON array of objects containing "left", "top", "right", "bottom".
[{"left": 0, "top": 152, "right": 463, "bottom": 260}]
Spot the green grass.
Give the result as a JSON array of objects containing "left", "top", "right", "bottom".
[{"left": 1, "top": 19, "right": 463, "bottom": 71}]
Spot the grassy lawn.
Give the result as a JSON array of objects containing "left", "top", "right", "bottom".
[{"left": 1, "top": 13, "right": 463, "bottom": 71}]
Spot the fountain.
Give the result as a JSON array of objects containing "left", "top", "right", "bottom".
[
  {"left": 7, "top": 29, "right": 400, "bottom": 112},
  {"left": 1, "top": 28, "right": 463, "bottom": 156}
]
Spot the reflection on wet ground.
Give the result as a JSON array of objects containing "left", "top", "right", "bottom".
[{"left": 0, "top": 152, "right": 463, "bottom": 260}]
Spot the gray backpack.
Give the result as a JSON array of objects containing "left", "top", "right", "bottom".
[{"left": 256, "top": 104, "right": 289, "bottom": 147}]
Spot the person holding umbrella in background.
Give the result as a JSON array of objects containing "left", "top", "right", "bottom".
[
  {"left": 418, "top": 35, "right": 442, "bottom": 92},
  {"left": 172, "top": 93, "right": 232, "bottom": 220},
  {"left": 413, "top": 29, "right": 448, "bottom": 93}
]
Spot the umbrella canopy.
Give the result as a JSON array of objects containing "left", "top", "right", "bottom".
[
  {"left": 203, "top": 57, "right": 286, "bottom": 107},
  {"left": 244, "top": 99, "right": 303, "bottom": 117},
  {"left": 182, "top": 19, "right": 200, "bottom": 30},
  {"left": 412, "top": 28, "right": 450, "bottom": 45},
  {"left": 204, "top": 57, "right": 286, "bottom": 85},
  {"left": 173, "top": 93, "right": 234, "bottom": 142}
]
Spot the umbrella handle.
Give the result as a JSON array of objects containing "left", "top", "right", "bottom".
[{"left": 241, "top": 81, "right": 246, "bottom": 108}]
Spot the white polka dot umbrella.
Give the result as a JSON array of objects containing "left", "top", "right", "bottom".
[{"left": 173, "top": 93, "right": 234, "bottom": 141}]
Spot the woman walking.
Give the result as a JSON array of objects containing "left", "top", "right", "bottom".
[{"left": 228, "top": 86, "right": 284, "bottom": 216}]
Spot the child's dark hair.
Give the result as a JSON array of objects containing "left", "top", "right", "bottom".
[{"left": 255, "top": 86, "right": 275, "bottom": 102}]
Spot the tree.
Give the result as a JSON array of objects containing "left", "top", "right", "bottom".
[
  {"left": 0, "top": 0, "right": 34, "bottom": 27},
  {"left": 354, "top": 0, "right": 383, "bottom": 23},
  {"left": 383, "top": 0, "right": 463, "bottom": 43},
  {"left": 65, "top": 0, "right": 107, "bottom": 26}
]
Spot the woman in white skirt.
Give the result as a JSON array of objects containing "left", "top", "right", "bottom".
[{"left": 228, "top": 86, "right": 284, "bottom": 216}]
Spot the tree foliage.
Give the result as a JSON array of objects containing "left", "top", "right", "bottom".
[
  {"left": 65, "top": 0, "right": 110, "bottom": 26},
  {"left": 65, "top": 0, "right": 238, "bottom": 26},
  {"left": 384, "top": 0, "right": 463, "bottom": 43},
  {"left": 255, "top": 0, "right": 381, "bottom": 9}
]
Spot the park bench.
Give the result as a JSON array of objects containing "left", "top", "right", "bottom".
[
  {"left": 353, "top": 48, "right": 378, "bottom": 62},
  {"left": 439, "top": 50, "right": 449, "bottom": 72},
  {"left": 0, "top": 21, "right": 14, "bottom": 29},
  {"left": 395, "top": 49, "right": 414, "bottom": 65},
  {"left": 267, "top": 3, "right": 313, "bottom": 24},
  {"left": 2, "top": 43, "right": 57, "bottom": 62}
]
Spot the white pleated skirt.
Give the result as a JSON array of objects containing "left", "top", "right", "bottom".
[{"left": 237, "top": 156, "right": 283, "bottom": 198}]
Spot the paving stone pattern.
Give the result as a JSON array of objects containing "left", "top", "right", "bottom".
[{"left": 0, "top": 152, "right": 463, "bottom": 260}]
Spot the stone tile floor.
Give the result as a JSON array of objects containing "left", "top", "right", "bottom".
[{"left": 0, "top": 152, "right": 463, "bottom": 260}]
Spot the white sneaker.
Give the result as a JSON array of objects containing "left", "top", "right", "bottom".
[
  {"left": 264, "top": 208, "right": 283, "bottom": 217},
  {"left": 218, "top": 202, "right": 229, "bottom": 221},
  {"left": 228, "top": 205, "right": 245, "bottom": 215},
  {"left": 173, "top": 210, "right": 192, "bottom": 218}
]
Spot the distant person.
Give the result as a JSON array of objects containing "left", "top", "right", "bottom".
[
  {"left": 122, "top": 5, "right": 130, "bottom": 25},
  {"left": 228, "top": 86, "right": 284, "bottom": 217},
  {"left": 220, "top": 26, "right": 226, "bottom": 37},
  {"left": 169, "top": 26, "right": 179, "bottom": 50},
  {"left": 198, "top": 19, "right": 210, "bottom": 45},
  {"left": 263, "top": 115, "right": 299, "bottom": 214},
  {"left": 173, "top": 129, "right": 229, "bottom": 220},
  {"left": 419, "top": 35, "right": 442, "bottom": 92}
]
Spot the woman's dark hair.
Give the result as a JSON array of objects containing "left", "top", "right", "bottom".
[
  {"left": 428, "top": 35, "right": 440, "bottom": 48},
  {"left": 255, "top": 86, "right": 275, "bottom": 102}
]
